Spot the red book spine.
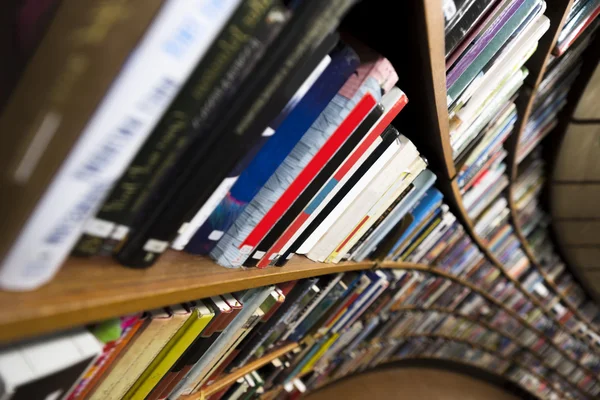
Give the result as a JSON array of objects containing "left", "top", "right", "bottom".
[
  {"left": 238, "top": 93, "right": 378, "bottom": 252},
  {"left": 256, "top": 94, "right": 408, "bottom": 267}
]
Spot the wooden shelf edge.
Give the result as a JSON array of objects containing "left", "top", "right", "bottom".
[
  {"left": 393, "top": 305, "right": 585, "bottom": 397},
  {"left": 0, "top": 253, "right": 375, "bottom": 343},
  {"left": 379, "top": 261, "right": 599, "bottom": 385}
]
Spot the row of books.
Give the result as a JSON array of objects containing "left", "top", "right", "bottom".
[
  {"left": 1, "top": 0, "right": 397, "bottom": 290},
  {"left": 444, "top": 0, "right": 550, "bottom": 163},
  {"left": 4, "top": 265, "right": 600, "bottom": 400},
  {"left": 446, "top": 0, "right": 600, "bottom": 375}
]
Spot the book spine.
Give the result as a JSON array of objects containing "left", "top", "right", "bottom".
[
  {"left": 0, "top": 0, "right": 240, "bottom": 290},
  {"left": 75, "top": 0, "right": 274, "bottom": 258},
  {"left": 183, "top": 45, "right": 360, "bottom": 256},
  {"left": 0, "top": 0, "right": 166, "bottom": 260},
  {"left": 170, "top": 48, "right": 333, "bottom": 251},
  {"left": 255, "top": 90, "right": 407, "bottom": 267},
  {"left": 211, "top": 88, "right": 380, "bottom": 268}
]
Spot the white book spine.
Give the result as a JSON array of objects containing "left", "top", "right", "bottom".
[
  {"left": 308, "top": 140, "right": 419, "bottom": 262},
  {"left": 298, "top": 137, "right": 406, "bottom": 256},
  {"left": 330, "top": 158, "right": 426, "bottom": 263},
  {"left": 277, "top": 88, "right": 404, "bottom": 257},
  {"left": 0, "top": 0, "right": 241, "bottom": 290}
]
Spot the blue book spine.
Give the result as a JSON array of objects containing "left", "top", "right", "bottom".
[
  {"left": 387, "top": 188, "right": 444, "bottom": 257},
  {"left": 185, "top": 46, "right": 359, "bottom": 254}
]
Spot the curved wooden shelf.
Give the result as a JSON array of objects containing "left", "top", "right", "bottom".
[
  {"left": 0, "top": 252, "right": 375, "bottom": 343},
  {"left": 501, "top": 0, "right": 600, "bottom": 348},
  {"left": 315, "top": 352, "right": 564, "bottom": 400},
  {"left": 393, "top": 306, "right": 587, "bottom": 398},
  {"left": 379, "top": 261, "right": 599, "bottom": 386}
]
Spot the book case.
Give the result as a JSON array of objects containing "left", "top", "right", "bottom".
[{"left": 0, "top": 1, "right": 598, "bottom": 399}]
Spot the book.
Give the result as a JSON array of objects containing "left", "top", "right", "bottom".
[
  {"left": 183, "top": 43, "right": 360, "bottom": 255},
  {"left": 211, "top": 82, "right": 381, "bottom": 268},
  {"left": 115, "top": 0, "right": 357, "bottom": 268},
  {"left": 123, "top": 302, "right": 214, "bottom": 400},
  {"left": 88, "top": 307, "right": 189, "bottom": 400},
  {"left": 0, "top": 329, "right": 102, "bottom": 400},
  {"left": 74, "top": 0, "right": 282, "bottom": 258},
  {"left": 253, "top": 87, "right": 408, "bottom": 268}
]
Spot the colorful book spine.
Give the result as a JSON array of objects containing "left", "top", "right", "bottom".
[
  {"left": 211, "top": 80, "right": 381, "bottom": 268},
  {"left": 124, "top": 303, "right": 215, "bottom": 400},
  {"left": 184, "top": 44, "right": 360, "bottom": 255},
  {"left": 0, "top": 0, "right": 241, "bottom": 290},
  {"left": 254, "top": 87, "right": 407, "bottom": 268}
]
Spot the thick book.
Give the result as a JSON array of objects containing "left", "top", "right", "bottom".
[
  {"left": 252, "top": 87, "right": 407, "bottom": 268},
  {"left": 183, "top": 43, "right": 360, "bottom": 255},
  {"left": 244, "top": 102, "right": 385, "bottom": 267},
  {"left": 88, "top": 307, "right": 188, "bottom": 400},
  {"left": 0, "top": 0, "right": 170, "bottom": 290},
  {"left": 115, "top": 0, "right": 357, "bottom": 268},
  {"left": 0, "top": 329, "right": 102, "bottom": 400},
  {"left": 170, "top": 32, "right": 340, "bottom": 251},
  {"left": 123, "top": 303, "right": 214, "bottom": 400},
  {"left": 74, "top": 0, "right": 280, "bottom": 258},
  {"left": 210, "top": 84, "right": 381, "bottom": 268},
  {"left": 277, "top": 126, "right": 401, "bottom": 266},
  {"left": 148, "top": 298, "right": 230, "bottom": 400}
]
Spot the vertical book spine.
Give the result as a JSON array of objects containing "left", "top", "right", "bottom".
[{"left": 0, "top": 0, "right": 240, "bottom": 290}]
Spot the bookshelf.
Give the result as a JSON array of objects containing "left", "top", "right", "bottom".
[{"left": 0, "top": 0, "right": 599, "bottom": 399}]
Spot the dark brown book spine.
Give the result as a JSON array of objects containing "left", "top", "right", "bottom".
[{"left": 0, "top": 0, "right": 164, "bottom": 259}]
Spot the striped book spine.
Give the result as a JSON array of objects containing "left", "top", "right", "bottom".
[{"left": 211, "top": 78, "right": 381, "bottom": 267}]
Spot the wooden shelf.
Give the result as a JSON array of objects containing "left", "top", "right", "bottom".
[
  {"left": 0, "top": 252, "right": 374, "bottom": 343},
  {"left": 378, "top": 261, "right": 599, "bottom": 387},
  {"left": 393, "top": 305, "right": 586, "bottom": 398}
]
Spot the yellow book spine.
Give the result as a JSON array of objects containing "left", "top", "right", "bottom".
[
  {"left": 301, "top": 334, "right": 339, "bottom": 374},
  {"left": 124, "top": 308, "right": 214, "bottom": 400}
]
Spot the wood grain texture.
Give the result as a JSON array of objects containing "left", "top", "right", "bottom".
[{"left": 0, "top": 253, "right": 374, "bottom": 343}]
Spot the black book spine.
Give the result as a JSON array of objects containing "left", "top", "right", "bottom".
[
  {"left": 243, "top": 104, "right": 384, "bottom": 267},
  {"left": 72, "top": 0, "right": 279, "bottom": 257},
  {"left": 274, "top": 126, "right": 400, "bottom": 266},
  {"left": 115, "top": 0, "right": 355, "bottom": 268}
]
